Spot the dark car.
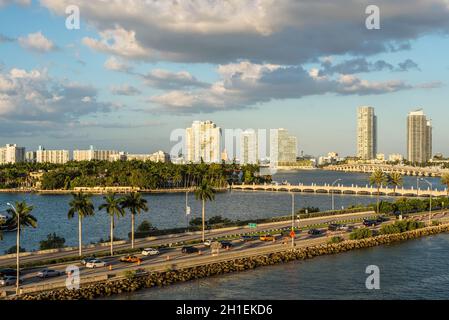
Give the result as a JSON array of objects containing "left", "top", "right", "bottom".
[
  {"left": 241, "top": 235, "right": 257, "bottom": 242},
  {"left": 363, "top": 219, "right": 380, "bottom": 227},
  {"left": 182, "top": 246, "right": 199, "bottom": 254},
  {"left": 328, "top": 223, "right": 341, "bottom": 231},
  {"left": 308, "top": 229, "right": 322, "bottom": 236},
  {"left": 376, "top": 216, "right": 390, "bottom": 223},
  {"left": 0, "top": 268, "right": 19, "bottom": 277},
  {"left": 220, "top": 241, "right": 233, "bottom": 249}
]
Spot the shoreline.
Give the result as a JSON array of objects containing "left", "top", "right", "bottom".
[{"left": 13, "top": 223, "right": 449, "bottom": 300}]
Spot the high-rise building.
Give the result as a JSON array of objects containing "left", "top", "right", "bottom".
[
  {"left": 270, "top": 128, "right": 297, "bottom": 166},
  {"left": 357, "top": 106, "right": 377, "bottom": 160},
  {"left": 0, "top": 144, "right": 25, "bottom": 164},
  {"left": 407, "top": 109, "right": 432, "bottom": 163},
  {"left": 36, "top": 146, "right": 70, "bottom": 164},
  {"left": 185, "top": 121, "right": 221, "bottom": 163},
  {"left": 240, "top": 130, "right": 258, "bottom": 164},
  {"left": 73, "top": 146, "right": 118, "bottom": 161}
]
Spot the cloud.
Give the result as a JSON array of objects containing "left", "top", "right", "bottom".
[
  {"left": 41, "top": 0, "right": 449, "bottom": 64},
  {"left": 0, "top": 0, "right": 31, "bottom": 7},
  {"left": 104, "top": 56, "right": 131, "bottom": 72},
  {"left": 0, "top": 67, "right": 115, "bottom": 128},
  {"left": 318, "top": 58, "right": 421, "bottom": 75},
  {"left": 111, "top": 84, "right": 141, "bottom": 96},
  {"left": 0, "top": 33, "right": 14, "bottom": 43},
  {"left": 18, "top": 31, "right": 55, "bottom": 53},
  {"left": 148, "top": 61, "right": 437, "bottom": 114},
  {"left": 143, "top": 69, "right": 209, "bottom": 90},
  {"left": 397, "top": 59, "right": 420, "bottom": 72}
]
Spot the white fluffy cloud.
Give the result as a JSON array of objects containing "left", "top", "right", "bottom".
[
  {"left": 0, "top": 68, "right": 113, "bottom": 128},
  {"left": 104, "top": 56, "right": 131, "bottom": 72},
  {"left": 143, "top": 69, "right": 209, "bottom": 90},
  {"left": 40, "top": 0, "right": 449, "bottom": 64},
  {"left": 18, "top": 31, "right": 55, "bottom": 52}
]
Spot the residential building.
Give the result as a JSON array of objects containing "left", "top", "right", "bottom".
[
  {"left": 36, "top": 146, "right": 69, "bottom": 164},
  {"left": 0, "top": 144, "right": 25, "bottom": 164},
  {"left": 109, "top": 150, "right": 170, "bottom": 163},
  {"left": 185, "top": 120, "right": 221, "bottom": 163},
  {"left": 270, "top": 128, "right": 297, "bottom": 166},
  {"left": 73, "top": 146, "right": 118, "bottom": 161},
  {"left": 407, "top": 109, "right": 432, "bottom": 163},
  {"left": 240, "top": 129, "right": 258, "bottom": 164},
  {"left": 389, "top": 153, "right": 404, "bottom": 162},
  {"left": 357, "top": 106, "right": 377, "bottom": 160},
  {"left": 26, "top": 151, "right": 37, "bottom": 163}
]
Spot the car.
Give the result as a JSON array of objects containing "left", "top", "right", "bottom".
[
  {"left": 37, "top": 269, "right": 63, "bottom": 279},
  {"left": 119, "top": 255, "right": 142, "bottom": 263},
  {"left": 182, "top": 246, "right": 199, "bottom": 254},
  {"left": 203, "top": 240, "right": 213, "bottom": 247},
  {"left": 241, "top": 235, "right": 258, "bottom": 242},
  {"left": 142, "top": 248, "right": 160, "bottom": 256},
  {"left": 80, "top": 256, "right": 96, "bottom": 265},
  {"left": 220, "top": 241, "right": 233, "bottom": 249},
  {"left": 308, "top": 229, "right": 322, "bottom": 236},
  {"left": 328, "top": 223, "right": 341, "bottom": 231},
  {"left": 85, "top": 259, "right": 107, "bottom": 268},
  {"left": 0, "top": 276, "right": 22, "bottom": 287},
  {"left": 0, "top": 268, "right": 19, "bottom": 277},
  {"left": 260, "top": 234, "right": 275, "bottom": 241},
  {"left": 363, "top": 219, "right": 380, "bottom": 227},
  {"left": 376, "top": 216, "right": 390, "bottom": 223}
]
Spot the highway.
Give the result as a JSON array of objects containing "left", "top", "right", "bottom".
[{"left": 2, "top": 210, "right": 448, "bottom": 297}]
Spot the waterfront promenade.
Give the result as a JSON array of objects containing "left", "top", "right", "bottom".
[{"left": 326, "top": 163, "right": 449, "bottom": 177}]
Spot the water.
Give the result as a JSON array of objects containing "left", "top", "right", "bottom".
[
  {"left": 114, "top": 233, "right": 449, "bottom": 300},
  {"left": 0, "top": 170, "right": 444, "bottom": 252}
]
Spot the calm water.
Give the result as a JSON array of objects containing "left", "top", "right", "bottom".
[
  {"left": 115, "top": 233, "right": 449, "bottom": 300},
  {"left": 0, "top": 170, "right": 444, "bottom": 252}
]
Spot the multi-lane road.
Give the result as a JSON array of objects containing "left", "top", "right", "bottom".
[{"left": 2, "top": 210, "right": 448, "bottom": 297}]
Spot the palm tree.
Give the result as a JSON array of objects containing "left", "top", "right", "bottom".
[
  {"left": 121, "top": 192, "right": 148, "bottom": 248},
  {"left": 388, "top": 172, "right": 403, "bottom": 194},
  {"left": 99, "top": 193, "right": 125, "bottom": 256},
  {"left": 68, "top": 192, "right": 95, "bottom": 256},
  {"left": 442, "top": 173, "right": 449, "bottom": 196},
  {"left": 194, "top": 179, "right": 216, "bottom": 242},
  {"left": 369, "top": 170, "right": 387, "bottom": 213},
  {"left": 6, "top": 201, "right": 36, "bottom": 295}
]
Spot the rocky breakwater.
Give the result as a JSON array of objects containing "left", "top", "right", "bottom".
[{"left": 14, "top": 223, "right": 449, "bottom": 300}]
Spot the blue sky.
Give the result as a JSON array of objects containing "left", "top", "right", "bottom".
[{"left": 0, "top": 0, "right": 448, "bottom": 157}]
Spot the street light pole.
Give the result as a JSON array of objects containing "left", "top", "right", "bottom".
[
  {"left": 331, "top": 179, "right": 342, "bottom": 211},
  {"left": 6, "top": 202, "right": 20, "bottom": 296},
  {"left": 291, "top": 192, "right": 295, "bottom": 248},
  {"left": 419, "top": 178, "right": 433, "bottom": 226}
]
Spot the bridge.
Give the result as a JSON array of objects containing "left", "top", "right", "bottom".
[
  {"left": 325, "top": 164, "right": 449, "bottom": 177},
  {"left": 232, "top": 183, "right": 448, "bottom": 198}
]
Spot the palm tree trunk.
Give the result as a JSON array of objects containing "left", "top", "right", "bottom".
[
  {"left": 202, "top": 199, "right": 205, "bottom": 242},
  {"left": 377, "top": 186, "right": 380, "bottom": 213},
  {"left": 110, "top": 216, "right": 114, "bottom": 256},
  {"left": 78, "top": 215, "right": 82, "bottom": 257},
  {"left": 16, "top": 222, "right": 20, "bottom": 295},
  {"left": 131, "top": 213, "right": 135, "bottom": 249}
]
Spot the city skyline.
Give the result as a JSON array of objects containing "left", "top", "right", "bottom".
[{"left": 0, "top": 2, "right": 449, "bottom": 157}]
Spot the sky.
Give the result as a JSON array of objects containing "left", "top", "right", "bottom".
[{"left": 0, "top": 0, "right": 448, "bottom": 157}]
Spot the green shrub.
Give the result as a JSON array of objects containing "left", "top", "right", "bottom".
[
  {"left": 5, "top": 245, "right": 26, "bottom": 255},
  {"left": 123, "top": 270, "right": 138, "bottom": 280},
  {"left": 349, "top": 228, "right": 373, "bottom": 240},
  {"left": 328, "top": 236, "right": 344, "bottom": 244},
  {"left": 39, "top": 233, "right": 66, "bottom": 250}
]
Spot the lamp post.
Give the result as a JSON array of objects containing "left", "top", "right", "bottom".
[
  {"left": 419, "top": 178, "right": 433, "bottom": 226},
  {"left": 331, "top": 179, "right": 342, "bottom": 211},
  {"left": 291, "top": 192, "right": 295, "bottom": 248},
  {"left": 6, "top": 202, "right": 20, "bottom": 296}
]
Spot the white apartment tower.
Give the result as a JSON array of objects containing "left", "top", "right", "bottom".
[
  {"left": 270, "top": 129, "right": 297, "bottom": 167},
  {"left": 240, "top": 130, "right": 258, "bottom": 164},
  {"left": 0, "top": 144, "right": 25, "bottom": 164},
  {"left": 36, "top": 146, "right": 70, "bottom": 164},
  {"left": 73, "top": 146, "right": 118, "bottom": 161},
  {"left": 407, "top": 109, "right": 432, "bottom": 163},
  {"left": 357, "top": 106, "right": 377, "bottom": 160},
  {"left": 186, "top": 121, "right": 221, "bottom": 163}
]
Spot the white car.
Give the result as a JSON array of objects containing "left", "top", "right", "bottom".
[
  {"left": 141, "top": 248, "right": 159, "bottom": 256},
  {"left": 203, "top": 240, "right": 212, "bottom": 247},
  {"left": 37, "top": 269, "right": 63, "bottom": 279},
  {"left": 0, "top": 276, "right": 22, "bottom": 287},
  {"left": 85, "top": 259, "right": 107, "bottom": 268}
]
